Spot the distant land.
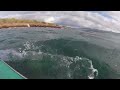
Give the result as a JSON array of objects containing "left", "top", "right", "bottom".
[{"left": 0, "top": 18, "right": 63, "bottom": 29}]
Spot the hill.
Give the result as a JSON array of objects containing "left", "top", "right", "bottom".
[{"left": 0, "top": 18, "right": 62, "bottom": 29}]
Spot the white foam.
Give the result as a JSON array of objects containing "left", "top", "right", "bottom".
[
  {"left": 38, "top": 50, "right": 43, "bottom": 54},
  {"left": 0, "top": 41, "right": 99, "bottom": 79},
  {"left": 0, "top": 49, "right": 23, "bottom": 61},
  {"left": 22, "top": 50, "right": 27, "bottom": 56},
  {"left": 88, "top": 60, "right": 98, "bottom": 79}
]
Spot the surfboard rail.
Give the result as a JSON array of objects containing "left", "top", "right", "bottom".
[{"left": 0, "top": 59, "right": 27, "bottom": 79}]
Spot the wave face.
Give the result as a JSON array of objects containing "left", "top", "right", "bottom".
[{"left": 0, "top": 27, "right": 120, "bottom": 79}]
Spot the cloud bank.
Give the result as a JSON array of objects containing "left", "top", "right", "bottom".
[{"left": 1, "top": 11, "right": 120, "bottom": 33}]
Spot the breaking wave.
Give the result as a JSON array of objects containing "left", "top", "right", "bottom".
[{"left": 0, "top": 41, "right": 98, "bottom": 79}]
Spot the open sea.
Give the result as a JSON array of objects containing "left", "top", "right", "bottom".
[{"left": 0, "top": 27, "right": 120, "bottom": 79}]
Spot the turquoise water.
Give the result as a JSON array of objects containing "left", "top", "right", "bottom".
[{"left": 0, "top": 27, "right": 120, "bottom": 79}]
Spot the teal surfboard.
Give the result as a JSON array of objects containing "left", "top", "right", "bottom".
[{"left": 0, "top": 60, "right": 27, "bottom": 79}]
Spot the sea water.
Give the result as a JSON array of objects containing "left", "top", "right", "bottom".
[{"left": 0, "top": 27, "right": 120, "bottom": 79}]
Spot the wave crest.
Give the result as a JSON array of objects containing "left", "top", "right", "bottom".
[{"left": 0, "top": 41, "right": 98, "bottom": 79}]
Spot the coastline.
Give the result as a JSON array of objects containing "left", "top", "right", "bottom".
[
  {"left": 0, "top": 18, "right": 63, "bottom": 29},
  {"left": 0, "top": 23, "right": 63, "bottom": 29}
]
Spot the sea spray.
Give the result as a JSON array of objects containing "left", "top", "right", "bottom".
[
  {"left": 0, "top": 41, "right": 98, "bottom": 79},
  {"left": 23, "top": 41, "right": 99, "bottom": 79}
]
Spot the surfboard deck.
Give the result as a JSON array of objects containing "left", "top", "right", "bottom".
[{"left": 0, "top": 60, "right": 26, "bottom": 79}]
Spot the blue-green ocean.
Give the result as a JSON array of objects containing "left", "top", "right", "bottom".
[{"left": 0, "top": 27, "right": 120, "bottom": 79}]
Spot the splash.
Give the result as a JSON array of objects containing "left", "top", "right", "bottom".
[
  {"left": 88, "top": 60, "right": 98, "bottom": 79},
  {"left": 0, "top": 41, "right": 98, "bottom": 79},
  {"left": 0, "top": 49, "right": 23, "bottom": 61}
]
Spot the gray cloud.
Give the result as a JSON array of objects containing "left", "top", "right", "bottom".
[{"left": 1, "top": 11, "right": 120, "bottom": 33}]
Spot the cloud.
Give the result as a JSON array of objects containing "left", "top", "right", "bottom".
[
  {"left": 44, "top": 17, "right": 55, "bottom": 23},
  {"left": 1, "top": 11, "right": 120, "bottom": 33}
]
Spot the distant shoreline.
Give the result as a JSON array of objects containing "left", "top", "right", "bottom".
[
  {"left": 0, "top": 18, "right": 63, "bottom": 29},
  {"left": 0, "top": 24, "right": 63, "bottom": 29}
]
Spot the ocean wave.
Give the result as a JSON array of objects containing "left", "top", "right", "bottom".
[{"left": 0, "top": 41, "right": 98, "bottom": 79}]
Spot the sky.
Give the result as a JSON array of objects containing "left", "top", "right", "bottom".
[{"left": 0, "top": 11, "right": 120, "bottom": 33}]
